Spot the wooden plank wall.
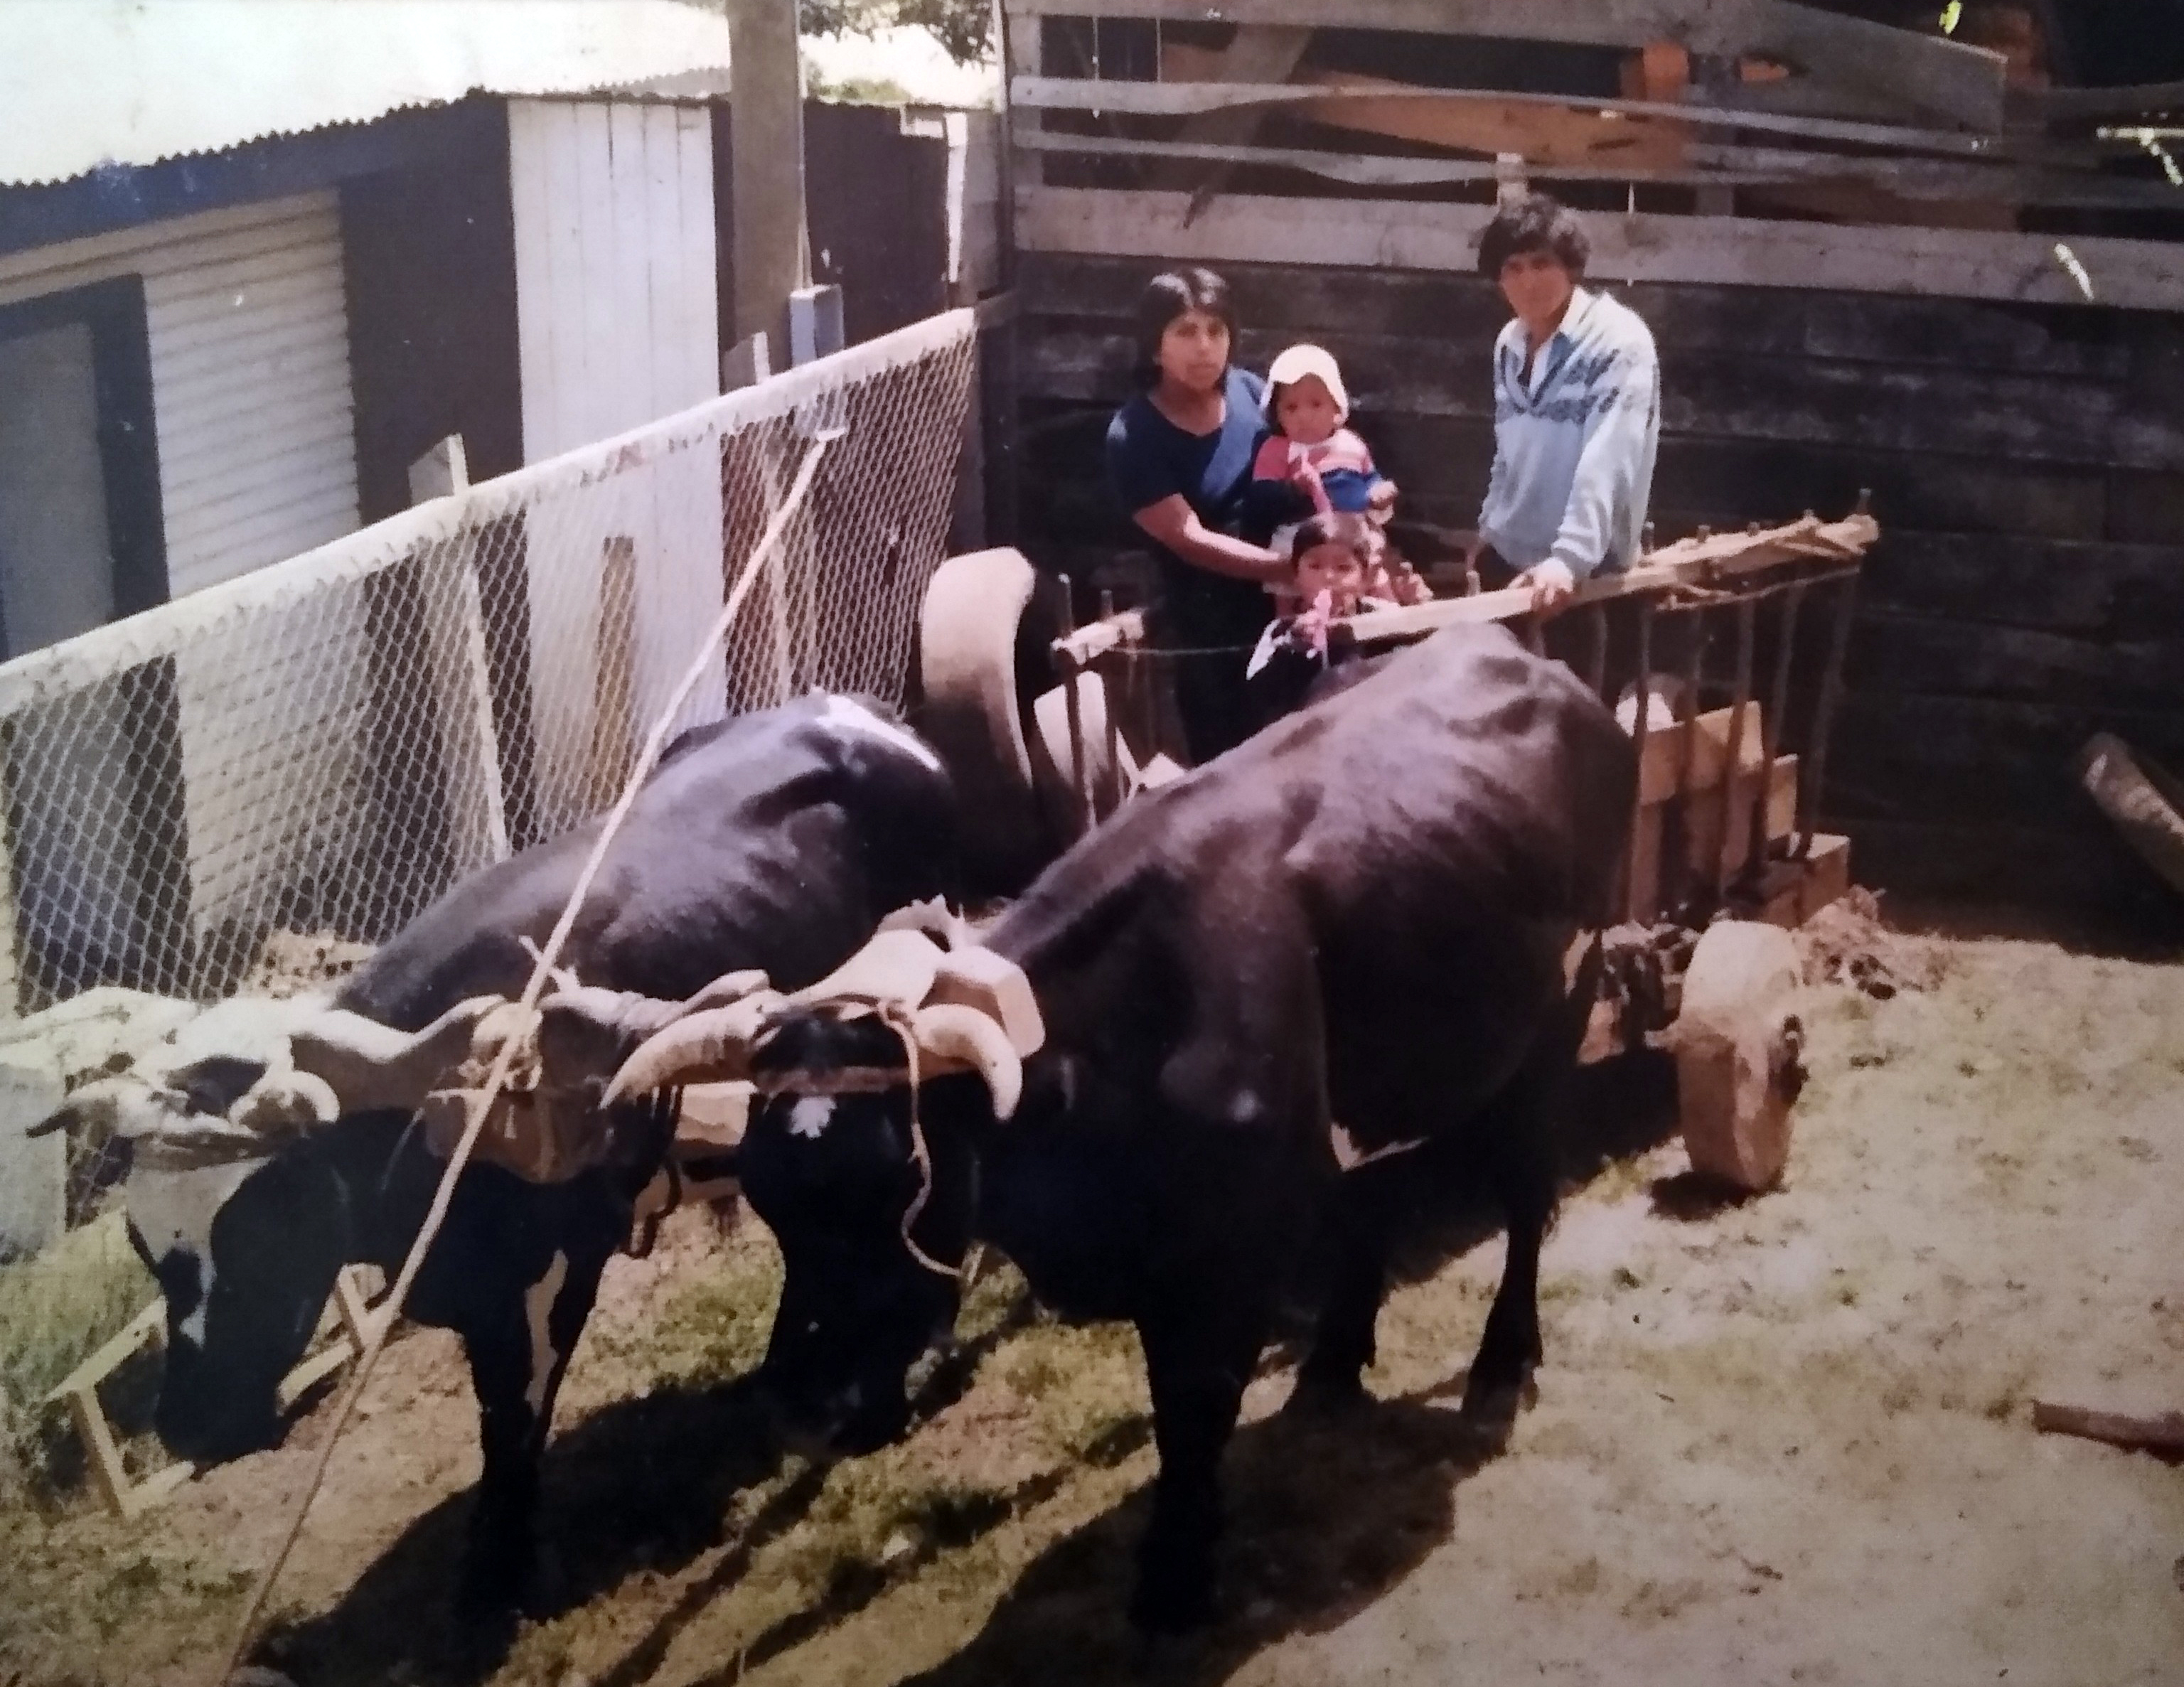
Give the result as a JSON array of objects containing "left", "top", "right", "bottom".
[{"left": 1015, "top": 250, "right": 2184, "bottom": 919}]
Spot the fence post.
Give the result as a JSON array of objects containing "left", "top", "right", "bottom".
[
  {"left": 592, "top": 536, "right": 639, "bottom": 801},
  {"left": 408, "top": 438, "right": 510, "bottom": 867},
  {"left": 0, "top": 722, "right": 17, "bottom": 1018}
]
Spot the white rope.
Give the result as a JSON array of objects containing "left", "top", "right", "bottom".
[{"left": 213, "top": 434, "right": 838, "bottom": 1687}]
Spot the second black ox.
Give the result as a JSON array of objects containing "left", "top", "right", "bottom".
[{"left": 609, "top": 624, "right": 1637, "bottom": 1632}]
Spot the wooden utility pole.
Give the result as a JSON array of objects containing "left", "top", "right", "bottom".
[{"left": 730, "top": 0, "right": 810, "bottom": 354}]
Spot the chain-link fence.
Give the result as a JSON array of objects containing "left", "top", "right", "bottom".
[{"left": 0, "top": 309, "right": 978, "bottom": 1059}]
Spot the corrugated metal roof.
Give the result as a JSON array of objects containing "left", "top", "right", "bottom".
[{"left": 0, "top": 0, "right": 737, "bottom": 188}]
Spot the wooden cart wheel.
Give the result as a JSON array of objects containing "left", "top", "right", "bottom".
[
  {"left": 1671, "top": 919, "right": 1805, "bottom": 1191},
  {"left": 1027, "top": 670, "right": 1135, "bottom": 848},
  {"left": 916, "top": 548, "right": 1052, "bottom": 890}
]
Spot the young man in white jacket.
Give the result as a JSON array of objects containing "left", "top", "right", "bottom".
[{"left": 1474, "top": 193, "right": 1661, "bottom": 614}]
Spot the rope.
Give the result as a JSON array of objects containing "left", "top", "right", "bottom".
[
  {"left": 876, "top": 1002, "right": 960, "bottom": 1281},
  {"left": 213, "top": 434, "right": 838, "bottom": 1686}
]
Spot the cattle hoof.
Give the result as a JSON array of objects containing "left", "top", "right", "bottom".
[
  {"left": 1282, "top": 1368, "right": 1369, "bottom": 1420},
  {"left": 1457, "top": 1364, "right": 1536, "bottom": 1431}
]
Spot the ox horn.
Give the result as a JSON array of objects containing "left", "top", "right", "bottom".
[
  {"left": 603, "top": 991, "right": 781, "bottom": 1105},
  {"left": 230, "top": 1069, "right": 343, "bottom": 1133},
  {"left": 911, "top": 1004, "right": 1023, "bottom": 1121},
  {"left": 289, "top": 995, "right": 502, "bottom": 1113}
]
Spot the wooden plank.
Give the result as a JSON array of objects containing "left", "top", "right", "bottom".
[
  {"left": 1025, "top": 317, "right": 2184, "bottom": 471},
  {"left": 1006, "top": 0, "right": 2007, "bottom": 129},
  {"left": 2030, "top": 79, "right": 2184, "bottom": 121},
  {"left": 1848, "top": 611, "right": 2184, "bottom": 710},
  {"left": 1013, "top": 76, "right": 2006, "bottom": 158},
  {"left": 1646, "top": 434, "right": 2108, "bottom": 543},
  {"left": 1153, "top": 25, "right": 1315, "bottom": 217},
  {"left": 1637, "top": 704, "right": 1768, "bottom": 808},
  {"left": 1015, "top": 185, "right": 2184, "bottom": 316},
  {"left": 1844, "top": 814, "right": 2167, "bottom": 915},
  {"left": 407, "top": 437, "right": 511, "bottom": 870},
  {"left": 1860, "top": 534, "right": 2184, "bottom": 638},
  {"left": 44, "top": 1300, "right": 164, "bottom": 1403},
  {"left": 2108, "top": 473, "right": 2184, "bottom": 546},
  {"left": 1027, "top": 250, "right": 2173, "bottom": 384},
  {"left": 1017, "top": 128, "right": 2184, "bottom": 210},
  {"left": 1830, "top": 692, "right": 2184, "bottom": 825}
]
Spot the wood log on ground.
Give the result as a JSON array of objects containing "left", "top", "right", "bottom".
[
  {"left": 2031, "top": 1401, "right": 2184, "bottom": 1457},
  {"left": 2077, "top": 734, "right": 2184, "bottom": 903}
]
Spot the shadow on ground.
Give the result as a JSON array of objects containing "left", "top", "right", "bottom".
[
  {"left": 259, "top": 1374, "right": 783, "bottom": 1686},
  {"left": 262, "top": 1293, "right": 1039, "bottom": 1687},
  {"left": 262, "top": 1051, "right": 1679, "bottom": 1686}
]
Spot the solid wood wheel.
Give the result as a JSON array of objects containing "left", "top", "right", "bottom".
[
  {"left": 916, "top": 549, "right": 1050, "bottom": 890},
  {"left": 1672, "top": 919, "right": 1805, "bottom": 1191}
]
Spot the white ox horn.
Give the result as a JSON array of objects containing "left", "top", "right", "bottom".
[
  {"left": 289, "top": 995, "right": 503, "bottom": 1113},
  {"left": 602, "top": 987, "right": 781, "bottom": 1105},
  {"left": 911, "top": 1003, "right": 1024, "bottom": 1121}
]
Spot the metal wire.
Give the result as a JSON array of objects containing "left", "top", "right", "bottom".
[{"left": 0, "top": 309, "right": 978, "bottom": 1226}]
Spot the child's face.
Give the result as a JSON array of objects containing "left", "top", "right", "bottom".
[
  {"left": 1274, "top": 374, "right": 1342, "bottom": 446},
  {"left": 1295, "top": 540, "right": 1364, "bottom": 612}
]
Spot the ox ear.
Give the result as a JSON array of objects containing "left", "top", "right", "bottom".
[
  {"left": 290, "top": 995, "right": 500, "bottom": 1114},
  {"left": 911, "top": 1005, "right": 1023, "bottom": 1122}
]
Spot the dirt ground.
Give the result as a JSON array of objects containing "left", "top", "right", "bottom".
[{"left": 3, "top": 914, "right": 2180, "bottom": 1687}]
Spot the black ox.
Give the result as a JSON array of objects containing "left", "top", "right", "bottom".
[
  {"left": 40, "top": 693, "right": 955, "bottom": 1612},
  {"left": 608, "top": 625, "right": 1639, "bottom": 1632}
]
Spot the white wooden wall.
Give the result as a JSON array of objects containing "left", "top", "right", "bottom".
[{"left": 507, "top": 98, "right": 725, "bottom": 820}]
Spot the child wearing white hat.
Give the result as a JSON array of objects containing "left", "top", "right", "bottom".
[{"left": 1242, "top": 343, "right": 1398, "bottom": 550}]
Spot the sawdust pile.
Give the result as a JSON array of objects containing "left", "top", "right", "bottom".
[{"left": 1794, "top": 887, "right": 1949, "bottom": 998}]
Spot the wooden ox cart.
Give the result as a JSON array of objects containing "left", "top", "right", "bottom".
[{"left": 915, "top": 498, "right": 1880, "bottom": 1191}]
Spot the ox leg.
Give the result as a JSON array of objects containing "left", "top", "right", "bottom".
[
  {"left": 1289, "top": 1177, "right": 1396, "bottom": 1415},
  {"left": 457, "top": 1245, "right": 608, "bottom": 1617},
  {"left": 1463, "top": 1068, "right": 1561, "bottom": 1418},
  {"left": 1133, "top": 1297, "right": 1265, "bottom": 1634}
]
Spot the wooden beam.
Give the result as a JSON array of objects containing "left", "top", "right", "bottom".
[
  {"left": 1013, "top": 76, "right": 2015, "bottom": 159},
  {"left": 407, "top": 437, "right": 510, "bottom": 869},
  {"left": 1015, "top": 185, "right": 2184, "bottom": 314},
  {"left": 730, "top": 0, "right": 810, "bottom": 348},
  {"left": 1152, "top": 25, "right": 1315, "bottom": 221},
  {"left": 1015, "top": 129, "right": 2184, "bottom": 209},
  {"left": 1003, "top": 0, "right": 2007, "bottom": 130},
  {"left": 2032, "top": 79, "right": 2184, "bottom": 121}
]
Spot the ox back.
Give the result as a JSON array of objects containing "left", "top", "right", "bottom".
[{"left": 340, "top": 693, "right": 958, "bottom": 1030}]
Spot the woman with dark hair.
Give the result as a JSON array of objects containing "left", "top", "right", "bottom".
[{"left": 1106, "top": 267, "right": 1285, "bottom": 761}]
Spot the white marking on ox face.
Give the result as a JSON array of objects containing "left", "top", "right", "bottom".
[
  {"left": 786, "top": 1097, "right": 835, "bottom": 1140},
  {"left": 127, "top": 1160, "right": 264, "bottom": 1345},
  {"left": 820, "top": 694, "right": 943, "bottom": 773},
  {"left": 523, "top": 1250, "right": 570, "bottom": 1415}
]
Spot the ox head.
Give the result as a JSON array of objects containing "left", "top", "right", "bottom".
[
  {"left": 606, "top": 973, "right": 1027, "bottom": 1458},
  {"left": 33, "top": 992, "right": 498, "bottom": 1461}
]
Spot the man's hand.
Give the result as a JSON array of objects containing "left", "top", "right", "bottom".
[{"left": 1522, "top": 559, "right": 1578, "bottom": 616}]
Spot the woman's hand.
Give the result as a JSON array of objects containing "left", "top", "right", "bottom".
[{"left": 1133, "top": 496, "right": 1288, "bottom": 585}]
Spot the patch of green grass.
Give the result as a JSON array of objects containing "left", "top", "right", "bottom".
[{"left": 0, "top": 1215, "right": 156, "bottom": 1491}]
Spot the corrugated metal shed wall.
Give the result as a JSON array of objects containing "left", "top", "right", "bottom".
[
  {"left": 0, "top": 191, "right": 361, "bottom": 595},
  {"left": 0, "top": 193, "right": 368, "bottom": 961}
]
